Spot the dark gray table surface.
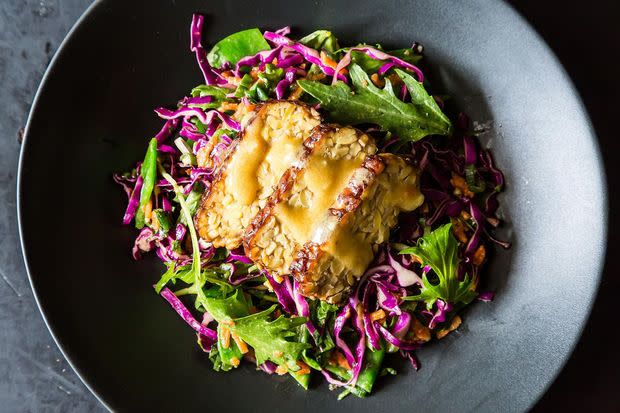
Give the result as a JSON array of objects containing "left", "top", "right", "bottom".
[{"left": 1, "top": 1, "right": 617, "bottom": 411}]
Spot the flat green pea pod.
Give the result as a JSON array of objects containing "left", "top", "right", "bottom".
[
  {"left": 355, "top": 348, "right": 385, "bottom": 394},
  {"left": 134, "top": 138, "right": 158, "bottom": 229},
  {"left": 290, "top": 324, "right": 313, "bottom": 389},
  {"left": 324, "top": 348, "right": 385, "bottom": 398},
  {"left": 291, "top": 368, "right": 311, "bottom": 390}
]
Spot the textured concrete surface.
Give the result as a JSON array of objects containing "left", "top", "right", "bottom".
[{"left": 0, "top": 1, "right": 103, "bottom": 411}]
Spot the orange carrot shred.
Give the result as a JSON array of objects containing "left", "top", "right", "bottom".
[
  {"left": 332, "top": 350, "right": 351, "bottom": 370},
  {"left": 219, "top": 102, "right": 238, "bottom": 112},
  {"left": 295, "top": 361, "right": 311, "bottom": 376},
  {"left": 320, "top": 51, "right": 348, "bottom": 75},
  {"left": 370, "top": 309, "right": 386, "bottom": 322},
  {"left": 231, "top": 332, "right": 249, "bottom": 354},
  {"left": 144, "top": 198, "right": 153, "bottom": 223},
  {"left": 220, "top": 327, "right": 231, "bottom": 349}
]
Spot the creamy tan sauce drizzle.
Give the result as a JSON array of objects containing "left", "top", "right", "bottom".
[
  {"left": 225, "top": 116, "right": 305, "bottom": 206},
  {"left": 326, "top": 162, "right": 424, "bottom": 277},
  {"left": 276, "top": 153, "right": 363, "bottom": 243},
  {"left": 324, "top": 223, "right": 373, "bottom": 276},
  {"left": 263, "top": 130, "right": 303, "bottom": 190}
]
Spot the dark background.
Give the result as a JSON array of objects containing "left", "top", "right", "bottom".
[
  {"left": 0, "top": 0, "right": 617, "bottom": 411},
  {"left": 511, "top": 2, "right": 620, "bottom": 411}
]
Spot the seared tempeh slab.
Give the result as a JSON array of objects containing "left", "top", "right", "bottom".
[
  {"left": 290, "top": 153, "right": 424, "bottom": 303},
  {"left": 244, "top": 125, "right": 378, "bottom": 276},
  {"left": 195, "top": 101, "right": 320, "bottom": 249}
]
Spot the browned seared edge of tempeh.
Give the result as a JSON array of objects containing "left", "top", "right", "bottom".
[
  {"left": 242, "top": 126, "right": 326, "bottom": 271},
  {"left": 243, "top": 125, "right": 378, "bottom": 278},
  {"left": 291, "top": 154, "right": 424, "bottom": 303},
  {"left": 289, "top": 155, "right": 385, "bottom": 303},
  {"left": 194, "top": 101, "right": 320, "bottom": 250}
]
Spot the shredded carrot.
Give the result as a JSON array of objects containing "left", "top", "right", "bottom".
[
  {"left": 410, "top": 255, "right": 423, "bottom": 264},
  {"left": 288, "top": 85, "right": 305, "bottom": 101},
  {"left": 196, "top": 138, "right": 216, "bottom": 169},
  {"left": 231, "top": 332, "right": 249, "bottom": 354},
  {"left": 220, "top": 71, "right": 241, "bottom": 85},
  {"left": 219, "top": 102, "right": 238, "bottom": 112},
  {"left": 275, "top": 365, "right": 288, "bottom": 375},
  {"left": 230, "top": 357, "right": 240, "bottom": 367},
  {"left": 436, "top": 315, "right": 462, "bottom": 340},
  {"left": 295, "top": 361, "right": 311, "bottom": 376},
  {"left": 220, "top": 327, "right": 231, "bottom": 349},
  {"left": 473, "top": 245, "right": 486, "bottom": 266},
  {"left": 451, "top": 218, "right": 468, "bottom": 243},
  {"left": 370, "top": 309, "right": 386, "bottom": 322},
  {"left": 331, "top": 350, "right": 351, "bottom": 370},
  {"left": 411, "top": 317, "right": 431, "bottom": 343},
  {"left": 450, "top": 173, "right": 475, "bottom": 198},
  {"left": 250, "top": 67, "right": 260, "bottom": 80},
  {"left": 273, "top": 350, "right": 284, "bottom": 358},
  {"left": 386, "top": 73, "right": 403, "bottom": 88},
  {"left": 320, "top": 51, "right": 348, "bottom": 75},
  {"left": 370, "top": 73, "right": 385, "bottom": 88},
  {"left": 144, "top": 198, "right": 153, "bottom": 223},
  {"left": 460, "top": 210, "right": 471, "bottom": 220}
]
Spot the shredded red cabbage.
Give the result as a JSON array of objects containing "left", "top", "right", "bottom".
[
  {"left": 160, "top": 287, "right": 218, "bottom": 342},
  {"left": 263, "top": 31, "right": 347, "bottom": 81},
  {"left": 122, "top": 175, "right": 143, "bottom": 225},
  {"left": 332, "top": 46, "right": 424, "bottom": 85}
]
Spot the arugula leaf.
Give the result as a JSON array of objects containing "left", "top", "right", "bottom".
[
  {"left": 395, "top": 68, "right": 451, "bottom": 134},
  {"left": 299, "top": 30, "right": 340, "bottom": 53},
  {"left": 314, "top": 300, "right": 338, "bottom": 327},
  {"left": 235, "top": 307, "right": 310, "bottom": 368},
  {"left": 204, "top": 292, "right": 310, "bottom": 368},
  {"left": 159, "top": 167, "right": 207, "bottom": 310},
  {"left": 204, "top": 290, "right": 250, "bottom": 321},
  {"left": 177, "top": 185, "right": 203, "bottom": 226},
  {"left": 207, "top": 28, "right": 270, "bottom": 68},
  {"left": 351, "top": 48, "right": 421, "bottom": 73},
  {"left": 298, "top": 64, "right": 451, "bottom": 141},
  {"left": 400, "top": 223, "right": 477, "bottom": 308},
  {"left": 154, "top": 263, "right": 191, "bottom": 293}
]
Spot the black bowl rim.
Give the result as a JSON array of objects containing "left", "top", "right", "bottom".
[{"left": 16, "top": 0, "right": 608, "bottom": 411}]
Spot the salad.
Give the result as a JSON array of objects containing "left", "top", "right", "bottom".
[{"left": 115, "top": 14, "right": 509, "bottom": 399}]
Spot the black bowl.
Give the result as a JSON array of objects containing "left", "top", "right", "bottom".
[{"left": 18, "top": 0, "right": 607, "bottom": 411}]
